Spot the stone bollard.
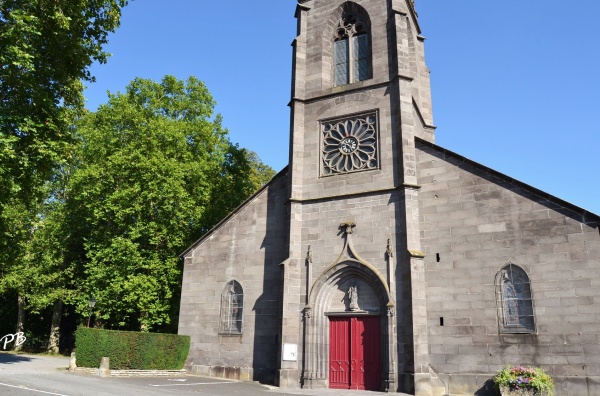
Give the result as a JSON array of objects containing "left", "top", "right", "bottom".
[
  {"left": 68, "top": 352, "right": 77, "bottom": 372},
  {"left": 97, "top": 356, "right": 111, "bottom": 377}
]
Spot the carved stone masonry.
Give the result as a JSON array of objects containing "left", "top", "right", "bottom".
[
  {"left": 348, "top": 282, "right": 359, "bottom": 311},
  {"left": 387, "top": 303, "right": 395, "bottom": 318},
  {"left": 303, "top": 305, "right": 312, "bottom": 319},
  {"left": 334, "top": 11, "right": 368, "bottom": 40},
  {"left": 322, "top": 112, "right": 378, "bottom": 176},
  {"left": 340, "top": 221, "right": 356, "bottom": 235}
]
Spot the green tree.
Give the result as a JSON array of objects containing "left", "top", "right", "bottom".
[
  {"left": 0, "top": 198, "right": 34, "bottom": 349},
  {"left": 0, "top": 0, "right": 128, "bottom": 204},
  {"left": 69, "top": 75, "right": 274, "bottom": 332},
  {"left": 0, "top": 0, "right": 128, "bottom": 347},
  {"left": 0, "top": 167, "right": 81, "bottom": 352},
  {"left": 202, "top": 144, "right": 277, "bottom": 230}
]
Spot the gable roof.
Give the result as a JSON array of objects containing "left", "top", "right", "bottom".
[{"left": 416, "top": 137, "right": 600, "bottom": 225}]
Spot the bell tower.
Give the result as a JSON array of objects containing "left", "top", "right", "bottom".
[
  {"left": 288, "top": 0, "right": 434, "bottom": 201},
  {"left": 279, "top": 0, "right": 439, "bottom": 394}
]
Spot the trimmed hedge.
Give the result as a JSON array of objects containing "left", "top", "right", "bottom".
[{"left": 74, "top": 327, "right": 190, "bottom": 370}]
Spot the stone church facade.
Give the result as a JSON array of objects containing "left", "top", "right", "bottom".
[{"left": 178, "top": 1, "right": 600, "bottom": 395}]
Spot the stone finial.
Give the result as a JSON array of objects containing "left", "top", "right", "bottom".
[{"left": 340, "top": 221, "right": 356, "bottom": 235}]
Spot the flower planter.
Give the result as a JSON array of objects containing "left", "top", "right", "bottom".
[
  {"left": 493, "top": 366, "right": 554, "bottom": 396},
  {"left": 500, "top": 386, "right": 550, "bottom": 396}
]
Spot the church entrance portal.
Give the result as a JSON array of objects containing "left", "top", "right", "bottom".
[{"left": 329, "top": 315, "right": 381, "bottom": 390}]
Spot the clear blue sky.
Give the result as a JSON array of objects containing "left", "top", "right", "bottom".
[{"left": 85, "top": 1, "right": 600, "bottom": 215}]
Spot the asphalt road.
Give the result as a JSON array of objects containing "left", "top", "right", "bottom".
[{"left": 0, "top": 352, "right": 394, "bottom": 396}]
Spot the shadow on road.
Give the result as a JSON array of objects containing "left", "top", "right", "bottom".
[{"left": 0, "top": 352, "right": 35, "bottom": 364}]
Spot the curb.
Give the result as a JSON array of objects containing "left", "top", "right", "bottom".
[{"left": 72, "top": 367, "right": 186, "bottom": 377}]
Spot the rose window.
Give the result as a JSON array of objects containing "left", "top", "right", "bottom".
[{"left": 321, "top": 112, "right": 378, "bottom": 175}]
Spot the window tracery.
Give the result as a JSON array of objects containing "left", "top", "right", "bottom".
[
  {"left": 220, "top": 280, "right": 243, "bottom": 334},
  {"left": 495, "top": 263, "right": 535, "bottom": 333},
  {"left": 334, "top": 11, "right": 371, "bottom": 86},
  {"left": 321, "top": 111, "right": 378, "bottom": 176}
]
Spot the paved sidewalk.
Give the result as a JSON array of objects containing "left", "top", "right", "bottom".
[{"left": 0, "top": 351, "right": 70, "bottom": 375}]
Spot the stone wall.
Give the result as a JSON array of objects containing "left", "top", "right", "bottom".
[
  {"left": 289, "top": 1, "right": 438, "bottom": 391},
  {"left": 178, "top": 171, "right": 290, "bottom": 384},
  {"left": 417, "top": 138, "right": 600, "bottom": 395},
  {"left": 295, "top": 190, "right": 409, "bottom": 391}
]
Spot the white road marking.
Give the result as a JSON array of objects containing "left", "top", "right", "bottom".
[
  {"left": 0, "top": 382, "right": 69, "bottom": 396},
  {"left": 149, "top": 381, "right": 235, "bottom": 387},
  {"left": 167, "top": 378, "right": 187, "bottom": 382}
]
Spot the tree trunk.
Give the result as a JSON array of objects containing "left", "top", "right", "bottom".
[
  {"left": 14, "top": 294, "right": 25, "bottom": 351},
  {"left": 47, "top": 300, "right": 63, "bottom": 354},
  {"left": 140, "top": 311, "right": 149, "bottom": 332}
]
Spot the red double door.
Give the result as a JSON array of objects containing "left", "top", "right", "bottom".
[{"left": 329, "top": 316, "right": 381, "bottom": 391}]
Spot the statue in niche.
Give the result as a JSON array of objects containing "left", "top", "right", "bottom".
[{"left": 348, "top": 282, "right": 359, "bottom": 311}]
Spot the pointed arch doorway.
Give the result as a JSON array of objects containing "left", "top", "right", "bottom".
[
  {"left": 329, "top": 315, "right": 381, "bottom": 390},
  {"left": 301, "top": 222, "right": 396, "bottom": 392}
]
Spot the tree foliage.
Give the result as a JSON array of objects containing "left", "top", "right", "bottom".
[
  {"left": 0, "top": 0, "right": 128, "bottom": 205},
  {"left": 202, "top": 144, "right": 277, "bottom": 231},
  {"left": 69, "top": 76, "right": 275, "bottom": 331},
  {"left": 0, "top": 0, "right": 128, "bottom": 342},
  {"left": 1, "top": 0, "right": 276, "bottom": 346},
  {"left": 0, "top": 187, "right": 74, "bottom": 313},
  {"left": 0, "top": 168, "right": 82, "bottom": 351}
]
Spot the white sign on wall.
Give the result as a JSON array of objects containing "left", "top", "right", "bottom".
[{"left": 282, "top": 343, "right": 297, "bottom": 361}]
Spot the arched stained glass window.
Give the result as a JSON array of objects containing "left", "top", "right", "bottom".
[
  {"left": 220, "top": 280, "right": 243, "bottom": 334},
  {"left": 495, "top": 263, "right": 535, "bottom": 333},
  {"left": 334, "top": 10, "right": 371, "bottom": 86}
]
